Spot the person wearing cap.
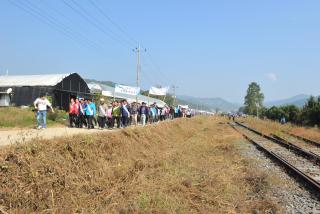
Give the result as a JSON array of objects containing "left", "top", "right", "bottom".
[
  {"left": 97, "top": 98, "right": 108, "bottom": 129},
  {"left": 33, "top": 94, "right": 54, "bottom": 129}
]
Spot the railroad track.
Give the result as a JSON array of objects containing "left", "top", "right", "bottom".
[
  {"left": 286, "top": 132, "right": 320, "bottom": 148},
  {"left": 230, "top": 122, "right": 320, "bottom": 193},
  {"left": 272, "top": 133, "right": 320, "bottom": 160}
]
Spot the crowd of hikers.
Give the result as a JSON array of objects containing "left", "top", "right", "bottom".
[
  {"left": 33, "top": 94, "right": 191, "bottom": 130},
  {"left": 68, "top": 98, "right": 191, "bottom": 129}
]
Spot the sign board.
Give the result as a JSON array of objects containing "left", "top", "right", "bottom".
[
  {"left": 115, "top": 84, "right": 140, "bottom": 96},
  {"left": 149, "top": 86, "right": 169, "bottom": 96}
]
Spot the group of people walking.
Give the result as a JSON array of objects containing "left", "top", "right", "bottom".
[
  {"left": 68, "top": 98, "right": 183, "bottom": 130},
  {"left": 33, "top": 94, "right": 190, "bottom": 130}
]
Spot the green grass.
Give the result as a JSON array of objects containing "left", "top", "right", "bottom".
[{"left": 0, "top": 107, "right": 67, "bottom": 128}]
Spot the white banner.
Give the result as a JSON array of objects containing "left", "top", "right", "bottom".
[
  {"left": 88, "top": 83, "right": 102, "bottom": 92},
  {"left": 115, "top": 84, "right": 140, "bottom": 96},
  {"left": 102, "top": 90, "right": 113, "bottom": 97},
  {"left": 149, "top": 86, "right": 169, "bottom": 96},
  {"left": 179, "top": 105, "right": 189, "bottom": 109}
]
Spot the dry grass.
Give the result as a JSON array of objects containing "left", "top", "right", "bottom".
[
  {"left": 0, "top": 107, "right": 66, "bottom": 128},
  {"left": 239, "top": 117, "right": 320, "bottom": 142},
  {"left": 0, "top": 116, "right": 280, "bottom": 213}
]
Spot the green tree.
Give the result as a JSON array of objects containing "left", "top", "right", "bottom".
[
  {"left": 264, "top": 106, "right": 283, "bottom": 121},
  {"left": 244, "top": 82, "right": 264, "bottom": 116},
  {"left": 301, "top": 96, "right": 320, "bottom": 126},
  {"left": 280, "top": 105, "right": 300, "bottom": 123},
  {"left": 238, "top": 106, "right": 245, "bottom": 113}
]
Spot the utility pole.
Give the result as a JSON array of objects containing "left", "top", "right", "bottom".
[
  {"left": 133, "top": 44, "right": 146, "bottom": 102},
  {"left": 134, "top": 44, "right": 141, "bottom": 88},
  {"left": 172, "top": 85, "right": 178, "bottom": 106}
]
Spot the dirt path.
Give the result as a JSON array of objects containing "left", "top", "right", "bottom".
[{"left": 0, "top": 127, "right": 114, "bottom": 146}]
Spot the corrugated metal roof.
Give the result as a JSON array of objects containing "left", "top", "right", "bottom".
[{"left": 0, "top": 73, "right": 73, "bottom": 87}]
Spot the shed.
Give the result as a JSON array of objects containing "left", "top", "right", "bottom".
[{"left": 0, "top": 73, "right": 91, "bottom": 110}]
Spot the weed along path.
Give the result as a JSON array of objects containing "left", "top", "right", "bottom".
[
  {"left": 0, "top": 127, "right": 114, "bottom": 146},
  {"left": 1, "top": 117, "right": 319, "bottom": 213}
]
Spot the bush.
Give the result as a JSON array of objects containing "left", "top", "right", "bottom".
[
  {"left": 261, "top": 96, "right": 320, "bottom": 127},
  {"left": 300, "top": 96, "right": 320, "bottom": 126}
]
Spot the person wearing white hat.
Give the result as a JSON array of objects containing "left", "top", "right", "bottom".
[{"left": 97, "top": 98, "right": 107, "bottom": 129}]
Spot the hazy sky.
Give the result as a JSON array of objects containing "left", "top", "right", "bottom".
[{"left": 0, "top": 0, "right": 319, "bottom": 103}]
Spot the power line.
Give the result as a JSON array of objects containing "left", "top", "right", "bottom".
[
  {"left": 38, "top": 0, "right": 104, "bottom": 49},
  {"left": 72, "top": 0, "right": 171, "bottom": 89},
  {"left": 145, "top": 50, "right": 170, "bottom": 84},
  {"left": 140, "top": 67, "right": 157, "bottom": 87},
  {"left": 62, "top": 0, "right": 132, "bottom": 49},
  {"left": 9, "top": 0, "right": 100, "bottom": 50},
  {"left": 88, "top": 0, "right": 137, "bottom": 46},
  {"left": 140, "top": 45, "right": 171, "bottom": 86},
  {"left": 26, "top": 0, "right": 103, "bottom": 50},
  {"left": 86, "top": 0, "right": 171, "bottom": 88},
  {"left": 25, "top": 0, "right": 101, "bottom": 50},
  {"left": 142, "top": 55, "right": 167, "bottom": 85},
  {"left": 10, "top": 0, "right": 170, "bottom": 91}
]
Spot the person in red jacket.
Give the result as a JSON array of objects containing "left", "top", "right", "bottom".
[
  {"left": 69, "top": 98, "right": 78, "bottom": 127},
  {"left": 74, "top": 98, "right": 80, "bottom": 127}
]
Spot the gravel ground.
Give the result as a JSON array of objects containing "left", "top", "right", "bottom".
[{"left": 238, "top": 139, "right": 320, "bottom": 214}]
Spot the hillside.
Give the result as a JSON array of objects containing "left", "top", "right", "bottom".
[
  {"left": 178, "top": 95, "right": 240, "bottom": 112},
  {"left": 265, "top": 94, "right": 313, "bottom": 108}
]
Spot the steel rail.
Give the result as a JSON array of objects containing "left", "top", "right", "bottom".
[
  {"left": 286, "top": 132, "right": 320, "bottom": 148},
  {"left": 235, "top": 122, "right": 320, "bottom": 162},
  {"left": 271, "top": 134, "right": 320, "bottom": 163},
  {"left": 229, "top": 122, "right": 320, "bottom": 193}
]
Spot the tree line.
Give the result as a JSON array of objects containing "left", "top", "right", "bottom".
[{"left": 241, "top": 82, "right": 320, "bottom": 127}]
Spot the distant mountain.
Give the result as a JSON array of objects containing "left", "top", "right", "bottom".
[
  {"left": 177, "top": 95, "right": 240, "bottom": 112},
  {"left": 265, "top": 94, "right": 312, "bottom": 108}
]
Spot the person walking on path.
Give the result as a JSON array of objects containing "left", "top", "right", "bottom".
[
  {"left": 106, "top": 103, "right": 113, "bottom": 129},
  {"left": 78, "top": 99, "right": 87, "bottom": 128},
  {"left": 33, "top": 94, "right": 54, "bottom": 129},
  {"left": 97, "top": 98, "right": 108, "bottom": 129},
  {"left": 139, "top": 102, "right": 148, "bottom": 126},
  {"left": 130, "top": 102, "right": 139, "bottom": 126},
  {"left": 84, "top": 99, "right": 96, "bottom": 129},
  {"left": 69, "top": 98, "right": 78, "bottom": 127},
  {"left": 121, "top": 100, "right": 130, "bottom": 128},
  {"left": 112, "top": 101, "right": 121, "bottom": 129},
  {"left": 74, "top": 98, "right": 80, "bottom": 127}
]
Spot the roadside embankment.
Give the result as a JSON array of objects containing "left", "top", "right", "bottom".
[{"left": 0, "top": 117, "right": 280, "bottom": 213}]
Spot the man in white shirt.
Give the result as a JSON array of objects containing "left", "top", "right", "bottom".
[{"left": 34, "top": 94, "right": 54, "bottom": 129}]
